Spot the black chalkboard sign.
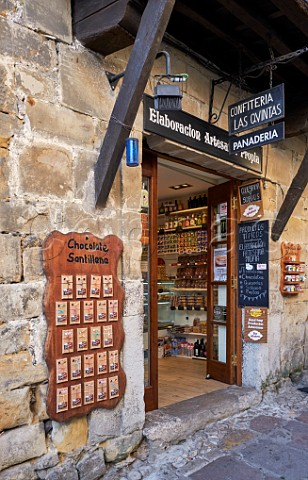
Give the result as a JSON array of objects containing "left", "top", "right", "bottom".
[{"left": 238, "top": 220, "right": 269, "bottom": 307}]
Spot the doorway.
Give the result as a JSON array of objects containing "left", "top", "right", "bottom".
[{"left": 142, "top": 151, "right": 241, "bottom": 411}]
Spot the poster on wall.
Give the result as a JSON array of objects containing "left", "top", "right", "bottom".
[
  {"left": 238, "top": 180, "right": 264, "bottom": 222},
  {"left": 214, "top": 245, "right": 227, "bottom": 281},
  {"left": 238, "top": 220, "right": 269, "bottom": 307},
  {"left": 244, "top": 307, "right": 268, "bottom": 343},
  {"left": 43, "top": 231, "right": 126, "bottom": 422}
]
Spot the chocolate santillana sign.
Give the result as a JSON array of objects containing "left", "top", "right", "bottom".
[{"left": 43, "top": 231, "right": 126, "bottom": 422}]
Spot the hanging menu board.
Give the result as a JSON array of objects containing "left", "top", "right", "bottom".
[
  {"left": 238, "top": 180, "right": 264, "bottom": 222},
  {"left": 238, "top": 220, "right": 269, "bottom": 307},
  {"left": 43, "top": 231, "right": 126, "bottom": 422}
]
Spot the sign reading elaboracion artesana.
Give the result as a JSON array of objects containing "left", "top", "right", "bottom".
[
  {"left": 238, "top": 220, "right": 269, "bottom": 307},
  {"left": 143, "top": 95, "right": 262, "bottom": 174}
]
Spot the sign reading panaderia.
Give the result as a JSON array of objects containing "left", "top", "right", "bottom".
[
  {"left": 228, "top": 84, "right": 285, "bottom": 135},
  {"left": 230, "top": 122, "right": 285, "bottom": 154},
  {"left": 143, "top": 95, "right": 262, "bottom": 174}
]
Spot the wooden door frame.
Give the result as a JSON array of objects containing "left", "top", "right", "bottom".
[
  {"left": 206, "top": 180, "right": 241, "bottom": 384},
  {"left": 142, "top": 151, "right": 159, "bottom": 411}
]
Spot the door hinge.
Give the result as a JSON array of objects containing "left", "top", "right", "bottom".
[
  {"left": 231, "top": 274, "right": 238, "bottom": 289},
  {"left": 232, "top": 196, "right": 238, "bottom": 210},
  {"left": 232, "top": 354, "right": 238, "bottom": 366}
]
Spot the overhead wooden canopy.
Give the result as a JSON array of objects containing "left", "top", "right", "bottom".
[{"left": 72, "top": 0, "right": 308, "bottom": 135}]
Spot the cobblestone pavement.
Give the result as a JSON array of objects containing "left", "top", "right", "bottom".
[{"left": 104, "top": 375, "right": 308, "bottom": 480}]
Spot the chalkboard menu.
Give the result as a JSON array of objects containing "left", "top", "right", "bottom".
[
  {"left": 238, "top": 220, "right": 269, "bottom": 307},
  {"left": 238, "top": 180, "right": 264, "bottom": 222}
]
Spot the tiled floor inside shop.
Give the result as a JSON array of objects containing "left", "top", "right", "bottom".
[{"left": 158, "top": 356, "right": 228, "bottom": 408}]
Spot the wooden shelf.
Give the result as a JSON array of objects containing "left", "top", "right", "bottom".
[
  {"left": 171, "top": 288, "right": 207, "bottom": 292},
  {"left": 158, "top": 206, "right": 207, "bottom": 217}
]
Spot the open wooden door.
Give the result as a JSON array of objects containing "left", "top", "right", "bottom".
[
  {"left": 206, "top": 180, "right": 241, "bottom": 384},
  {"left": 142, "top": 151, "right": 159, "bottom": 411}
]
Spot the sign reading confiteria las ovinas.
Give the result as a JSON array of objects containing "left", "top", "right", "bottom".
[
  {"left": 43, "top": 231, "right": 126, "bottom": 422},
  {"left": 143, "top": 95, "right": 262, "bottom": 173}
]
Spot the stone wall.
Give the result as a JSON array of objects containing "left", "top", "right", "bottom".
[
  {"left": 0, "top": 1, "right": 144, "bottom": 477},
  {"left": 0, "top": 0, "right": 307, "bottom": 477}
]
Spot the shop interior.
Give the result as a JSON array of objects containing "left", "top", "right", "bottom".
[{"left": 143, "top": 158, "right": 229, "bottom": 408}]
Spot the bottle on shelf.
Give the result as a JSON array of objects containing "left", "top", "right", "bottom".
[
  {"left": 199, "top": 338, "right": 205, "bottom": 357},
  {"left": 194, "top": 339, "right": 200, "bottom": 357},
  {"left": 202, "top": 194, "right": 208, "bottom": 206},
  {"left": 159, "top": 203, "right": 165, "bottom": 214},
  {"left": 178, "top": 199, "right": 184, "bottom": 211},
  {"left": 188, "top": 197, "right": 192, "bottom": 209},
  {"left": 184, "top": 216, "right": 190, "bottom": 228},
  {"left": 190, "top": 214, "right": 195, "bottom": 226},
  {"left": 174, "top": 199, "right": 178, "bottom": 211}
]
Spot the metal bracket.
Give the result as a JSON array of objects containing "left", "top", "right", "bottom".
[{"left": 208, "top": 78, "right": 232, "bottom": 124}]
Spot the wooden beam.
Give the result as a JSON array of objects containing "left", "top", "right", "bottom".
[
  {"left": 215, "top": 0, "right": 308, "bottom": 78},
  {"left": 94, "top": 0, "right": 176, "bottom": 206},
  {"left": 174, "top": 2, "right": 261, "bottom": 65},
  {"left": 271, "top": 147, "right": 308, "bottom": 241},
  {"left": 270, "top": 0, "right": 308, "bottom": 37}
]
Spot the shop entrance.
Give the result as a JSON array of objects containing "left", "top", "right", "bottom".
[{"left": 142, "top": 151, "right": 240, "bottom": 412}]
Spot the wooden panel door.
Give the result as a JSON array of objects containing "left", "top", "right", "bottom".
[
  {"left": 206, "top": 180, "right": 240, "bottom": 384},
  {"left": 142, "top": 151, "right": 158, "bottom": 411}
]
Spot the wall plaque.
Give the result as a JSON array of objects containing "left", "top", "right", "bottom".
[
  {"left": 244, "top": 307, "right": 268, "bottom": 343},
  {"left": 238, "top": 180, "right": 264, "bottom": 222},
  {"left": 43, "top": 231, "right": 126, "bottom": 422}
]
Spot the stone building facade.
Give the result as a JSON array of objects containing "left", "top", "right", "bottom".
[{"left": 0, "top": 0, "right": 307, "bottom": 478}]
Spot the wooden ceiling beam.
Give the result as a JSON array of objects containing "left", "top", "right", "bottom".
[
  {"left": 174, "top": 3, "right": 261, "bottom": 65},
  {"left": 270, "top": 0, "right": 308, "bottom": 37},
  {"left": 94, "top": 0, "right": 176, "bottom": 206},
  {"left": 215, "top": 0, "right": 308, "bottom": 78}
]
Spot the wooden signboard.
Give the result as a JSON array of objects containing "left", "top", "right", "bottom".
[
  {"left": 43, "top": 231, "right": 126, "bottom": 422},
  {"left": 244, "top": 307, "right": 268, "bottom": 343},
  {"left": 238, "top": 180, "right": 264, "bottom": 222}
]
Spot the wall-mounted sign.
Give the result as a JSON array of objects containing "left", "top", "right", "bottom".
[
  {"left": 143, "top": 95, "right": 263, "bottom": 173},
  {"left": 228, "top": 84, "right": 285, "bottom": 135},
  {"left": 244, "top": 307, "right": 268, "bottom": 343},
  {"left": 43, "top": 231, "right": 126, "bottom": 422},
  {"left": 229, "top": 122, "right": 285, "bottom": 154},
  {"left": 238, "top": 180, "right": 264, "bottom": 222},
  {"left": 238, "top": 220, "right": 269, "bottom": 307}
]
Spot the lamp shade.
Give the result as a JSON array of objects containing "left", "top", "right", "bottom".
[
  {"left": 125, "top": 138, "right": 139, "bottom": 167},
  {"left": 154, "top": 84, "right": 182, "bottom": 111}
]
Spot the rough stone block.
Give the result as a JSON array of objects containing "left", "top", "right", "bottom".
[
  {"left": 16, "top": 67, "right": 56, "bottom": 103},
  {"left": 23, "top": 246, "right": 43, "bottom": 281},
  {"left": 73, "top": 151, "right": 96, "bottom": 200},
  {"left": 0, "top": 386, "right": 32, "bottom": 430},
  {"left": 0, "top": 234, "right": 22, "bottom": 282},
  {"left": 102, "top": 430, "right": 143, "bottom": 463},
  {"left": 88, "top": 405, "right": 123, "bottom": 445},
  {"left": 0, "top": 0, "right": 15, "bottom": 16},
  {"left": 23, "top": 0, "right": 72, "bottom": 43},
  {"left": 0, "top": 351, "right": 47, "bottom": 390},
  {"left": 0, "top": 63, "right": 17, "bottom": 114},
  {"left": 0, "top": 283, "right": 44, "bottom": 323},
  {"left": 45, "top": 461, "right": 78, "bottom": 480},
  {"left": 0, "top": 201, "right": 52, "bottom": 235},
  {"left": 123, "top": 280, "right": 143, "bottom": 317},
  {"left": 0, "top": 111, "right": 20, "bottom": 148},
  {"left": 33, "top": 383, "right": 48, "bottom": 422},
  {"left": 76, "top": 449, "right": 106, "bottom": 480},
  {"left": 0, "top": 462, "right": 36, "bottom": 480},
  {"left": 19, "top": 145, "right": 73, "bottom": 197},
  {"left": 0, "top": 148, "right": 9, "bottom": 199},
  {"left": 0, "top": 16, "right": 54, "bottom": 69},
  {"left": 27, "top": 100, "right": 99, "bottom": 148},
  {"left": 59, "top": 45, "right": 115, "bottom": 118},
  {"left": 0, "top": 320, "right": 29, "bottom": 355},
  {"left": 51, "top": 417, "right": 88, "bottom": 453},
  {"left": 0, "top": 423, "right": 47, "bottom": 472}
]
